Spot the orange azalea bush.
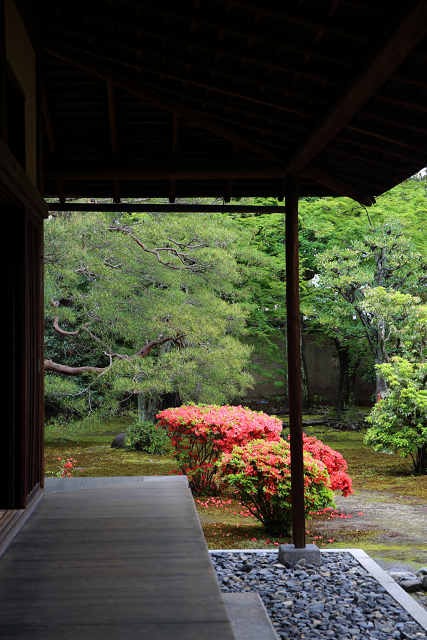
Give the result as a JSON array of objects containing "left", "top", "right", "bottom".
[
  {"left": 218, "top": 439, "right": 336, "bottom": 535},
  {"left": 157, "top": 404, "right": 282, "bottom": 494}
]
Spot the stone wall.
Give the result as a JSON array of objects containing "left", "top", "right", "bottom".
[{"left": 241, "top": 334, "right": 375, "bottom": 410}]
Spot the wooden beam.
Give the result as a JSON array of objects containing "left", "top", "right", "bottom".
[
  {"left": 44, "top": 161, "right": 294, "bottom": 181},
  {"left": 43, "top": 44, "right": 285, "bottom": 164},
  {"left": 285, "top": 0, "right": 427, "bottom": 174},
  {"left": 45, "top": 160, "right": 374, "bottom": 205},
  {"left": 285, "top": 174, "right": 305, "bottom": 549},
  {"left": 46, "top": 203, "right": 284, "bottom": 213}
]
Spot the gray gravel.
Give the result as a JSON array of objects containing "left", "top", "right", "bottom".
[{"left": 210, "top": 551, "right": 427, "bottom": 639}]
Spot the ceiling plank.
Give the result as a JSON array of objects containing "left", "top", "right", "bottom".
[
  {"left": 285, "top": 0, "right": 427, "bottom": 174},
  {"left": 220, "top": 0, "right": 371, "bottom": 42},
  {"left": 43, "top": 38, "right": 317, "bottom": 118},
  {"left": 301, "top": 167, "right": 374, "bottom": 205},
  {"left": 43, "top": 44, "right": 286, "bottom": 164},
  {"left": 120, "top": 0, "right": 356, "bottom": 66},
  {"left": 37, "top": 12, "right": 341, "bottom": 86},
  {"left": 39, "top": 22, "right": 331, "bottom": 108}
]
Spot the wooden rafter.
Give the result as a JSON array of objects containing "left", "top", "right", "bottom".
[
  {"left": 124, "top": 1, "right": 357, "bottom": 66},
  {"left": 285, "top": 0, "right": 427, "bottom": 174},
  {"left": 219, "top": 0, "right": 371, "bottom": 42},
  {"left": 40, "top": 21, "right": 335, "bottom": 108},
  {"left": 345, "top": 122, "right": 427, "bottom": 154},
  {"left": 43, "top": 38, "right": 318, "bottom": 119},
  {"left": 38, "top": 11, "right": 342, "bottom": 86},
  {"left": 301, "top": 167, "right": 374, "bottom": 205},
  {"left": 43, "top": 44, "right": 285, "bottom": 164}
]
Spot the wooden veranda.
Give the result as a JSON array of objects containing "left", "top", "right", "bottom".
[{"left": 2, "top": 0, "right": 427, "bottom": 554}]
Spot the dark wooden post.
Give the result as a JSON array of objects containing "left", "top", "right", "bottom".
[{"left": 285, "top": 174, "right": 306, "bottom": 548}]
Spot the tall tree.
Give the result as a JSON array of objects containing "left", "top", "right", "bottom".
[{"left": 44, "top": 209, "right": 257, "bottom": 434}]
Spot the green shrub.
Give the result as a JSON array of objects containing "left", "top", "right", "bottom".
[
  {"left": 126, "top": 421, "right": 168, "bottom": 454},
  {"left": 366, "top": 357, "right": 427, "bottom": 474}
]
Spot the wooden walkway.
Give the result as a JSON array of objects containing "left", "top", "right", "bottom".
[{"left": 0, "top": 476, "right": 236, "bottom": 640}]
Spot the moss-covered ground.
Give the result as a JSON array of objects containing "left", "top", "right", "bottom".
[{"left": 44, "top": 415, "right": 427, "bottom": 564}]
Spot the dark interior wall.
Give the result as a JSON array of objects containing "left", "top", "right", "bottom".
[{"left": 1, "top": 205, "right": 44, "bottom": 509}]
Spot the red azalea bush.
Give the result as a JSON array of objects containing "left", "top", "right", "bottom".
[
  {"left": 218, "top": 439, "right": 335, "bottom": 535},
  {"left": 157, "top": 404, "right": 282, "bottom": 494},
  {"left": 299, "top": 434, "right": 353, "bottom": 497}
]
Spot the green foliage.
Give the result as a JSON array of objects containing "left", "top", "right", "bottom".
[
  {"left": 365, "top": 358, "right": 427, "bottom": 473},
  {"left": 126, "top": 420, "right": 168, "bottom": 454},
  {"left": 44, "top": 209, "right": 258, "bottom": 431}
]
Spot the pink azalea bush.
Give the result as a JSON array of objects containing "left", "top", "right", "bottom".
[
  {"left": 157, "top": 404, "right": 282, "bottom": 494},
  {"left": 218, "top": 439, "right": 336, "bottom": 535},
  {"left": 299, "top": 433, "right": 353, "bottom": 497}
]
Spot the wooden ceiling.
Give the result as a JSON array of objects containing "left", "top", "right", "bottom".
[{"left": 27, "top": 0, "right": 427, "bottom": 203}]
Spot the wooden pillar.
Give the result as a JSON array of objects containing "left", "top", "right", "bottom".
[{"left": 285, "top": 174, "right": 306, "bottom": 548}]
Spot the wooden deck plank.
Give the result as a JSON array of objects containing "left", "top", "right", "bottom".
[{"left": 0, "top": 477, "right": 236, "bottom": 640}]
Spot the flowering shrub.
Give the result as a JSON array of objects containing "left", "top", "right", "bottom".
[
  {"left": 218, "top": 440, "right": 335, "bottom": 535},
  {"left": 299, "top": 434, "right": 353, "bottom": 496},
  {"left": 56, "top": 457, "right": 80, "bottom": 477},
  {"left": 157, "top": 404, "right": 282, "bottom": 494}
]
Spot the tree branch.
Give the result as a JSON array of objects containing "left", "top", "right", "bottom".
[
  {"left": 44, "top": 334, "right": 186, "bottom": 375},
  {"left": 108, "top": 225, "right": 205, "bottom": 271},
  {"left": 44, "top": 360, "right": 105, "bottom": 375},
  {"left": 53, "top": 316, "right": 91, "bottom": 336}
]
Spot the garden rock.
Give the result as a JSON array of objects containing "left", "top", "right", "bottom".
[
  {"left": 111, "top": 433, "right": 126, "bottom": 448},
  {"left": 399, "top": 579, "right": 423, "bottom": 593},
  {"left": 211, "top": 551, "right": 427, "bottom": 640}
]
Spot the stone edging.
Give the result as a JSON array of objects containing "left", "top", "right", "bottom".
[{"left": 209, "top": 547, "right": 427, "bottom": 633}]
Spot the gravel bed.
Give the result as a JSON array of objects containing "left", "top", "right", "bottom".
[{"left": 210, "top": 551, "right": 427, "bottom": 640}]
